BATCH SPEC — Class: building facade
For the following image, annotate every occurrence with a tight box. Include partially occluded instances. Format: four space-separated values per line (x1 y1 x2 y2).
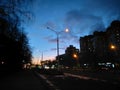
58 45 79 68
79 20 120 68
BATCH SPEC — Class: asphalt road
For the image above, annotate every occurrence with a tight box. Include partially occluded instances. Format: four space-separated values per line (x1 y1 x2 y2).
46 74 120 90
0 69 120 90
0 69 50 90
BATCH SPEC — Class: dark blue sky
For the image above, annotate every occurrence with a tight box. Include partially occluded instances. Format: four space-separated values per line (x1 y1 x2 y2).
24 0 120 64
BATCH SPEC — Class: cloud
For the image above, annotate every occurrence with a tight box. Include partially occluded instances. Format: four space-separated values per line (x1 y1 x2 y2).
48 38 57 43
84 0 120 26
43 10 105 46
43 35 57 43
64 9 105 35
50 48 57 51
50 47 66 52
41 0 120 48
64 0 120 35
62 0 120 45
44 21 56 29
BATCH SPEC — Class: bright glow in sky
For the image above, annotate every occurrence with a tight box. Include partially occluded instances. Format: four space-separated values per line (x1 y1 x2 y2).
24 0 120 63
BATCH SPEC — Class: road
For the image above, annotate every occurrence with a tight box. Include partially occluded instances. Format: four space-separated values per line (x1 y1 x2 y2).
45 74 120 90
36 69 120 90
0 69 51 90
0 69 120 90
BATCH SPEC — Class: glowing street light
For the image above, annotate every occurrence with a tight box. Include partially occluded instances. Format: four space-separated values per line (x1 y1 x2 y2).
73 53 80 68
46 27 69 69
110 44 118 57
65 28 69 33
110 45 116 50
73 54 77 59
1 61 4 64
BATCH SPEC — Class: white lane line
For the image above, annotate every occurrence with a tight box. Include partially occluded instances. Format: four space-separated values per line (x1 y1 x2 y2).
39 74 55 87
35 71 60 90
64 73 91 80
64 73 107 82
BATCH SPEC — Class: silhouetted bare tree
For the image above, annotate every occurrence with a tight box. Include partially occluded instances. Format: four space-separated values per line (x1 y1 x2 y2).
0 0 33 70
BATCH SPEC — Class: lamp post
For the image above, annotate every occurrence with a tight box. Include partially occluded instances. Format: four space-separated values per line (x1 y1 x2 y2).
46 27 60 69
46 27 69 69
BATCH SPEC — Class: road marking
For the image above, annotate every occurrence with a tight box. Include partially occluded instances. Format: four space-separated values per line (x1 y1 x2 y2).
35 71 60 90
64 73 120 85
64 73 107 82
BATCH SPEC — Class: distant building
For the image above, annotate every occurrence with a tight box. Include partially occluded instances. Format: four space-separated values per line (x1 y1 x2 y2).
58 45 79 68
79 20 120 67
65 45 79 56
92 31 107 62
80 35 94 53
106 20 120 62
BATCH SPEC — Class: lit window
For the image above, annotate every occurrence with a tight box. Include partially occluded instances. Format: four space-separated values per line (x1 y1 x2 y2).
116 33 119 36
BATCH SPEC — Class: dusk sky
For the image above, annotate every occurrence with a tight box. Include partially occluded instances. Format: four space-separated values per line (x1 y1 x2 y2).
24 0 120 64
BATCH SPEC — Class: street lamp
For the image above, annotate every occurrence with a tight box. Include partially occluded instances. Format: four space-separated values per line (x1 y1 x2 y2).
110 44 118 58
73 53 80 68
46 27 69 69
110 45 116 50
73 54 77 59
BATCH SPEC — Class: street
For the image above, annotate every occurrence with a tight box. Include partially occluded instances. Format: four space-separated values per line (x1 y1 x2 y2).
0 69 120 90
0 69 51 90
45 74 120 90
36 69 120 90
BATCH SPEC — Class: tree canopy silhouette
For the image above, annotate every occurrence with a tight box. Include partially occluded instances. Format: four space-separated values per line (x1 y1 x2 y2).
0 0 33 70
